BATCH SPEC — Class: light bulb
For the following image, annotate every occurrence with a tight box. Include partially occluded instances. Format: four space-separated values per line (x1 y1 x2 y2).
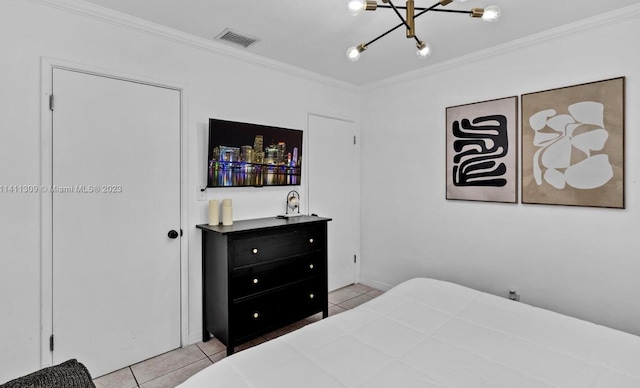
482 5 501 22
416 41 432 59
346 46 362 62
346 44 366 62
347 0 365 16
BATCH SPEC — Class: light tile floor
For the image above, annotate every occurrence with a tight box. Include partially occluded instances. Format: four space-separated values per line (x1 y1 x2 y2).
93 283 383 388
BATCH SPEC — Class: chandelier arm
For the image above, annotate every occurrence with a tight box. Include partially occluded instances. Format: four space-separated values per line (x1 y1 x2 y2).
357 0 456 53
413 1 445 19
429 9 473 14
364 20 406 47
378 5 469 13
363 22 422 47
348 1 499 61
385 0 412 32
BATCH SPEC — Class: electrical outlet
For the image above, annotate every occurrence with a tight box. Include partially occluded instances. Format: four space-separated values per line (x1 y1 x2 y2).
196 186 207 201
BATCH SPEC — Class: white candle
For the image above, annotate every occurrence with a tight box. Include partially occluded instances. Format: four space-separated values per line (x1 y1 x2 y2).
222 198 233 226
208 200 219 226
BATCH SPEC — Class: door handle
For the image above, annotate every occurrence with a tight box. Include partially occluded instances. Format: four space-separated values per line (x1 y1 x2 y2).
168 230 179 239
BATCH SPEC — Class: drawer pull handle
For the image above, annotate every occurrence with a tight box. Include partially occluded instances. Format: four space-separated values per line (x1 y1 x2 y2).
252 248 258 254
309 264 314 269
253 278 259 284
309 293 314 299
253 312 259 319
309 238 314 243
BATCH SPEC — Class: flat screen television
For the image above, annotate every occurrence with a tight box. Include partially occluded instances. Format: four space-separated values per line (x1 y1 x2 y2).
207 118 303 187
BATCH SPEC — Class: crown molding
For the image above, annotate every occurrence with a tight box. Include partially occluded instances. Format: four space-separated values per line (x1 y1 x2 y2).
363 3 640 92
29 0 360 93
27 0 640 93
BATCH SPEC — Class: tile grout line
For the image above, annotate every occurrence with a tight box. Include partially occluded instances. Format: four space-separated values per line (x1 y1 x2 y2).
332 292 367 306
133 345 211 387
129 366 140 388
207 351 224 363
137 357 214 387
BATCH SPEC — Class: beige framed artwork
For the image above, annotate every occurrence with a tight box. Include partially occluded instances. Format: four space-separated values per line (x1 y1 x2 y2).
446 96 518 203
521 77 625 208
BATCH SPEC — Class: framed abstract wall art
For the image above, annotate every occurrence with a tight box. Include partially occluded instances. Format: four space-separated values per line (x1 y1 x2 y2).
446 96 518 203
521 77 625 208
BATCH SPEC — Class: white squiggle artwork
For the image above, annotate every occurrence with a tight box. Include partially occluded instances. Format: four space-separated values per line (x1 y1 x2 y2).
529 101 613 190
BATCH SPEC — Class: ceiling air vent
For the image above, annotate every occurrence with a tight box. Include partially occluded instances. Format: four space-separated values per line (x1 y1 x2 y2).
215 28 259 49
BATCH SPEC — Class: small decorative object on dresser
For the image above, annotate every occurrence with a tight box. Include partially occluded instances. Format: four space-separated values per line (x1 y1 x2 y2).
282 190 301 218
208 199 219 226
221 198 233 225
197 215 331 355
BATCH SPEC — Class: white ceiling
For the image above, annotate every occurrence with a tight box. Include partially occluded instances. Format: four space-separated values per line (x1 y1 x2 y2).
80 0 638 86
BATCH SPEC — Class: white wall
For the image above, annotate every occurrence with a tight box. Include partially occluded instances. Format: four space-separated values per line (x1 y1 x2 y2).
360 8 640 336
3 0 640 382
0 0 359 382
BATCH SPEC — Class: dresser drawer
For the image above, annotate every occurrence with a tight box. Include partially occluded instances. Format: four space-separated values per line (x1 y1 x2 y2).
231 279 325 341
232 225 325 268
231 253 324 300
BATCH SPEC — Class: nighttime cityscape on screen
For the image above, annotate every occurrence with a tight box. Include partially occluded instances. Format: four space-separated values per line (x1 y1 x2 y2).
207 119 302 187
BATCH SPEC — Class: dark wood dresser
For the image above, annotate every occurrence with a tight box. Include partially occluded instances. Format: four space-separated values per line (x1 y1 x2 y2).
197 215 331 355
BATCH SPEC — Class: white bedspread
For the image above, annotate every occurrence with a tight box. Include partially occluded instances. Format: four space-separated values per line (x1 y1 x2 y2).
179 278 640 387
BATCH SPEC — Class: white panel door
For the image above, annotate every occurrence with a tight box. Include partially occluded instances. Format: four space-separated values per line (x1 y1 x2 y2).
51 68 181 377
307 114 357 291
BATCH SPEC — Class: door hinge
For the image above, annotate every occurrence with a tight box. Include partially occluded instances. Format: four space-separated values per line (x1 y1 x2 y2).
49 334 54 351
353 135 356 145
180 229 183 236
354 254 357 263
49 94 54 111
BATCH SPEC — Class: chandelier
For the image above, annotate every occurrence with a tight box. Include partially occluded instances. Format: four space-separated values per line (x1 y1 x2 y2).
346 0 501 61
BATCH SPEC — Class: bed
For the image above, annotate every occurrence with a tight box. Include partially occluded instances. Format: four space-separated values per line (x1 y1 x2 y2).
178 278 640 387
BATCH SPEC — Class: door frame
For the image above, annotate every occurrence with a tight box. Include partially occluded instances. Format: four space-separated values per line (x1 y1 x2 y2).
39 57 189 368
305 112 361 287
